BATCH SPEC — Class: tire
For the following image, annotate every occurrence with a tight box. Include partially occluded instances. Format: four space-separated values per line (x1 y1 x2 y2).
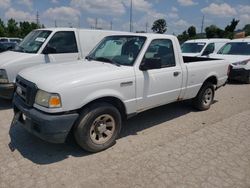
193 82 215 111
74 102 122 153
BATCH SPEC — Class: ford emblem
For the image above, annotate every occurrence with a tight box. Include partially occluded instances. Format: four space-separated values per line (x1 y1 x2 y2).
16 86 22 95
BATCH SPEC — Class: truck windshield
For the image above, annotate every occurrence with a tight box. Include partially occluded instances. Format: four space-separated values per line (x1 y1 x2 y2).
181 42 206 53
87 35 146 66
12 30 52 53
217 42 250 55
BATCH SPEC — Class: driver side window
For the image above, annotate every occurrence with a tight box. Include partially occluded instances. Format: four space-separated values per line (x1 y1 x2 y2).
143 39 176 68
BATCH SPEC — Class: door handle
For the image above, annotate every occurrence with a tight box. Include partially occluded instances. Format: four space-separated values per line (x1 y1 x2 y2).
173 71 181 77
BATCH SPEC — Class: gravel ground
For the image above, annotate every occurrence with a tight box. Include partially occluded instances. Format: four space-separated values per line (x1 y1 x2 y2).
0 83 250 188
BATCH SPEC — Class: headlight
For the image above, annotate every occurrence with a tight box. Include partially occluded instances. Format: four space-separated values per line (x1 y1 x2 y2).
0 69 8 83
232 59 250 66
35 90 62 108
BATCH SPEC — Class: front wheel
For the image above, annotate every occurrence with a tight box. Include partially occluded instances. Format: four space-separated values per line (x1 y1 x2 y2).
74 103 122 153
193 82 215 111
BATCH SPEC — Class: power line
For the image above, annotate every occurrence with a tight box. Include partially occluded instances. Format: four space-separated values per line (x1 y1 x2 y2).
129 0 133 32
201 15 204 33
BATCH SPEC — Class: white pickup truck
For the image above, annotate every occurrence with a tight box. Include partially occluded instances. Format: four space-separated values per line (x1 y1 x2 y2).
12 33 229 152
0 28 125 99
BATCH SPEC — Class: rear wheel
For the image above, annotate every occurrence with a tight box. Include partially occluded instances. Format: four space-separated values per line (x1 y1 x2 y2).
193 82 215 111
74 103 122 153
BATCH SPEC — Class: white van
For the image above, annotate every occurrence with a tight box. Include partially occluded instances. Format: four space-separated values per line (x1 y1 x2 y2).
0 28 128 99
181 39 230 57
0 37 22 43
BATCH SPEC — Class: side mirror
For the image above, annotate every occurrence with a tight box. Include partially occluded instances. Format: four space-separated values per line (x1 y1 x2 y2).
202 50 212 56
202 46 214 56
140 58 162 71
43 46 57 54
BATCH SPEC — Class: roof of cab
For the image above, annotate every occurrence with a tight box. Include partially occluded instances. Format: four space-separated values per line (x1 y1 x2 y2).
35 27 177 39
230 38 250 42
184 38 230 43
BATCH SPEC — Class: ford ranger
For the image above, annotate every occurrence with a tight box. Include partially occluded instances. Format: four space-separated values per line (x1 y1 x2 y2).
12 33 229 152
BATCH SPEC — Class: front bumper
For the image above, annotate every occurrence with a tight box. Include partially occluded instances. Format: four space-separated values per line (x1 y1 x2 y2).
0 83 15 99
13 95 79 143
229 68 250 83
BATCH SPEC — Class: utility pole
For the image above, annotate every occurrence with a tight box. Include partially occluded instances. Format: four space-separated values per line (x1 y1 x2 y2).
201 15 204 33
36 11 40 27
129 0 133 32
110 20 113 30
145 22 148 33
95 18 98 29
54 20 57 27
78 16 81 28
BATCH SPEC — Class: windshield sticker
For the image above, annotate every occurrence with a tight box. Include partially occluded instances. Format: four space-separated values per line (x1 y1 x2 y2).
35 37 46 42
198 43 205 45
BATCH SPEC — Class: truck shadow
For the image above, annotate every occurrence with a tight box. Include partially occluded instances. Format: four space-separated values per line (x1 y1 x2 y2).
227 80 247 85
8 101 195 165
0 99 12 110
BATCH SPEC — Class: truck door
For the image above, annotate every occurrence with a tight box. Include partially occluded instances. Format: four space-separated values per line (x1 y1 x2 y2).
42 31 80 63
135 39 183 111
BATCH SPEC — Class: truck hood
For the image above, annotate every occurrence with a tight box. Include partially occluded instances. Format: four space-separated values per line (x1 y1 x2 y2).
0 51 37 68
19 60 134 92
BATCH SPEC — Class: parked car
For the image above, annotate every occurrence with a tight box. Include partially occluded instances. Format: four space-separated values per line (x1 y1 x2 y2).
210 38 250 83
0 42 17 53
0 28 128 99
181 39 230 57
12 33 229 152
0 37 22 43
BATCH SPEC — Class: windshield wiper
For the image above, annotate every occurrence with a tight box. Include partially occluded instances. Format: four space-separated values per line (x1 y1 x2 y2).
12 46 26 53
85 55 94 61
94 57 121 67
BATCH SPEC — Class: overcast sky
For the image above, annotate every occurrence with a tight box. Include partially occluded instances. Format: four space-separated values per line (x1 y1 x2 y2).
0 0 249 34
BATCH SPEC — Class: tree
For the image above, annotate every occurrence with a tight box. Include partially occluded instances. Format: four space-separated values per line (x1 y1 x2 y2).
177 30 189 43
243 24 250 36
205 25 224 38
187 26 196 38
225 18 239 33
151 19 167 34
6 18 19 37
205 25 218 38
224 18 240 38
0 18 5 37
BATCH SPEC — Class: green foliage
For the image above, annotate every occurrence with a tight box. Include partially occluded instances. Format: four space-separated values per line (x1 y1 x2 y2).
177 31 189 44
0 18 5 37
205 25 221 38
224 18 240 39
243 24 250 36
6 18 19 37
0 18 41 38
205 18 239 39
187 26 196 38
151 19 167 34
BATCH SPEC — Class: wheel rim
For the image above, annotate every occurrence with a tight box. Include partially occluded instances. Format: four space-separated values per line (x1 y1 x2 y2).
90 114 116 145
202 88 213 106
